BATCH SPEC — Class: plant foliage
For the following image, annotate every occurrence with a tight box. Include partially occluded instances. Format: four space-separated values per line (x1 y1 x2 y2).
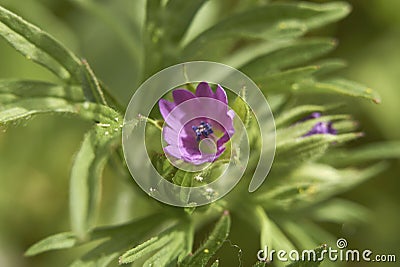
0 1 398 266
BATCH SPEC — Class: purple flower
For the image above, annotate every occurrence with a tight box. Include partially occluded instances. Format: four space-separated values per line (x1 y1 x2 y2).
159 82 235 165
303 112 337 136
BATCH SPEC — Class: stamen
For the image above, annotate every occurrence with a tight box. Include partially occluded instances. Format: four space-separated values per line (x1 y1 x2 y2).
192 121 213 141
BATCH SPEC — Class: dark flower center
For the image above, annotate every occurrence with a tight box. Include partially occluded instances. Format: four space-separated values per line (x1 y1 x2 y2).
192 121 213 141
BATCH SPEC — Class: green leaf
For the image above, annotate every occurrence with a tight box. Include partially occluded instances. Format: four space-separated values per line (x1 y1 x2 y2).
0 5 82 83
119 237 173 264
279 221 319 250
310 198 370 224
256 66 319 93
166 0 207 43
0 6 120 109
81 59 108 106
172 169 195 204
298 78 381 103
0 97 77 124
301 221 337 249
0 79 84 104
255 206 295 252
274 104 341 128
276 132 362 165
69 125 121 239
276 114 350 140
313 59 347 77
25 232 77 256
69 214 166 267
323 141 400 166
0 81 118 125
211 260 220 267
142 232 186 267
253 261 267 267
183 2 350 58
71 0 141 62
172 169 194 188
241 38 337 77
181 211 231 267
257 162 388 210
143 0 206 76
330 119 359 134
118 223 189 265
0 80 84 124
285 245 327 267
231 88 251 128
152 153 177 182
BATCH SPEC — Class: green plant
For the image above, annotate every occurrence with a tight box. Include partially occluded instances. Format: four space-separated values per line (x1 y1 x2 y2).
0 1 399 266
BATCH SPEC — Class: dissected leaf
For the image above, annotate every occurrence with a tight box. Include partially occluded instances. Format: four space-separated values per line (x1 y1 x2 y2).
241 38 337 77
0 79 84 104
0 97 77 124
71 0 141 61
253 261 267 267
70 124 121 239
285 245 327 267
274 104 341 128
26 214 164 258
166 0 207 43
323 141 400 166
142 231 185 266
0 5 120 109
143 0 206 76
313 59 347 77
211 259 220 267
275 131 362 165
0 5 82 83
184 2 350 58
172 169 195 204
231 88 251 128
256 66 319 93
255 206 295 252
0 83 121 124
276 114 350 140
257 162 388 210
81 59 108 106
25 232 77 256
181 211 231 267
118 223 189 266
70 214 166 267
298 78 381 103
0 79 116 125
279 221 318 251
310 198 370 224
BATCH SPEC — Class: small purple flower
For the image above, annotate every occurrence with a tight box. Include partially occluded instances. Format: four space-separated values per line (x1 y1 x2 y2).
159 82 235 165
303 112 337 136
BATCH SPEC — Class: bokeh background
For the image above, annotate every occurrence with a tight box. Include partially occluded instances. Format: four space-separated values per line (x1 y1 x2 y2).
0 0 398 266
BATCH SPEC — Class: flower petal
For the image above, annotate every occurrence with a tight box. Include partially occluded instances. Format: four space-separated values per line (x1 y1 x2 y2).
162 126 179 145
214 84 228 104
217 133 231 148
195 82 214 97
172 89 196 105
159 99 175 120
163 145 182 159
227 109 235 120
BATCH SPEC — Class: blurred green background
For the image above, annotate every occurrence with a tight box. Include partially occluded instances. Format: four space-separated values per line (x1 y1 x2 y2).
0 0 398 266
